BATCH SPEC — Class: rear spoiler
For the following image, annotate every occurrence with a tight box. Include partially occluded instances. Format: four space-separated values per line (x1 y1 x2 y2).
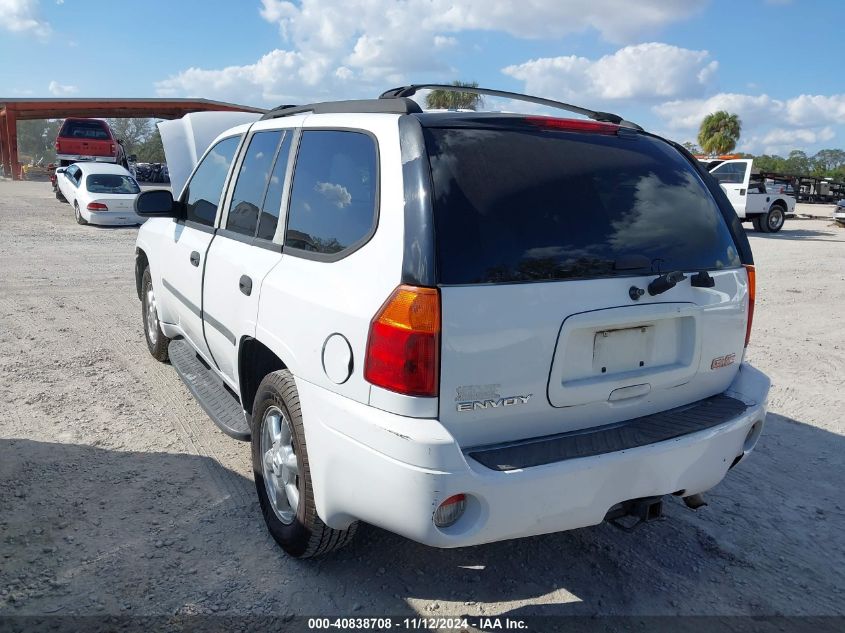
158 111 262 198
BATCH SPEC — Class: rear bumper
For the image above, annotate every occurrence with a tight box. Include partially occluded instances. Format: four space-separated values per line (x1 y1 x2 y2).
83 209 144 226
56 154 117 163
299 363 769 548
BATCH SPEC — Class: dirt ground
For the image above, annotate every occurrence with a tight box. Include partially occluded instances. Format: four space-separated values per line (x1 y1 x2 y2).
1 179 843 620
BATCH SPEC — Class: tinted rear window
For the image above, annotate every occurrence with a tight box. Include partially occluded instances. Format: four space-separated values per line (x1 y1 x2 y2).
424 126 741 285
86 174 140 194
61 120 110 141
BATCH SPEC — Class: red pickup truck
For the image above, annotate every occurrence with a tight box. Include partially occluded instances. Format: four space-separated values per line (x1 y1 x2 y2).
55 118 126 167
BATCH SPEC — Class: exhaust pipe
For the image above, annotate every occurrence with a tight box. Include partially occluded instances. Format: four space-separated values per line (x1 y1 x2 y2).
605 496 663 532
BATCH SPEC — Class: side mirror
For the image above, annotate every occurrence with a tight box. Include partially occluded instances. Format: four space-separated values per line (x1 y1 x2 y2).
56 167 66 174
135 189 182 218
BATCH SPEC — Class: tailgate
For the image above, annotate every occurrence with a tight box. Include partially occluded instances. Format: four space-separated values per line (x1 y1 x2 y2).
421 121 751 448
59 138 112 157
439 272 747 447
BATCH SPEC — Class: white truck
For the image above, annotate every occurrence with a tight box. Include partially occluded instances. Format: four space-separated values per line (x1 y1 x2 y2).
133 85 770 558
707 158 795 232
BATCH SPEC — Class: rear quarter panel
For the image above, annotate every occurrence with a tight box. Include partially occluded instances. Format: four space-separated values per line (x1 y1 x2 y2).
255 114 407 407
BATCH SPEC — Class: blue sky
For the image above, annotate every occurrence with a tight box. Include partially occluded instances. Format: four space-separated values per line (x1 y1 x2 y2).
1 0 842 155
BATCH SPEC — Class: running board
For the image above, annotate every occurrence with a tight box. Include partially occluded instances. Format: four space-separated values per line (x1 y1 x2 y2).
169 339 251 441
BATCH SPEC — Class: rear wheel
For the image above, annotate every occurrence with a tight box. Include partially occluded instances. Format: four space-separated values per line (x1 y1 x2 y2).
141 267 170 361
763 204 786 232
73 201 87 225
252 370 357 558
751 216 764 232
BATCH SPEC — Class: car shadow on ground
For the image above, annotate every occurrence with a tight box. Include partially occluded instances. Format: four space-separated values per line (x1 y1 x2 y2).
747 226 845 242
2 412 843 618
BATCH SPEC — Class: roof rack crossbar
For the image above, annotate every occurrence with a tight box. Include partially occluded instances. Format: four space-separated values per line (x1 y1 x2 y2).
379 84 637 127
261 97 422 120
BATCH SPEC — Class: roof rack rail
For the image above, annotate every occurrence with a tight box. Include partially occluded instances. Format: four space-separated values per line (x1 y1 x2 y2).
379 84 641 129
261 97 422 120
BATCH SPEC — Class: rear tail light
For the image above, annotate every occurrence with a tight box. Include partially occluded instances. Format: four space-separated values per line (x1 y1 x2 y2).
433 494 466 528
364 285 440 397
525 116 620 135
110 143 115 154
744 265 755 347
87 202 108 211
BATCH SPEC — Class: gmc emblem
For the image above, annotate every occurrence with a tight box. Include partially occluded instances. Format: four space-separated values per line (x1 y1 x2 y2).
711 353 736 370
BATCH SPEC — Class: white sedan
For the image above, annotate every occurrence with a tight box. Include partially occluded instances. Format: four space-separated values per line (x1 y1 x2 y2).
56 162 145 226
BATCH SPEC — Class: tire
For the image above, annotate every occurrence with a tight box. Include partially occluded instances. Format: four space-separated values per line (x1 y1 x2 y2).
73 201 87 225
56 190 67 203
252 370 357 558
763 204 786 233
751 216 764 232
141 267 170 362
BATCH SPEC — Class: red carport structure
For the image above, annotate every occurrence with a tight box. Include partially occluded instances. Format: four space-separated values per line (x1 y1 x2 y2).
0 98 266 180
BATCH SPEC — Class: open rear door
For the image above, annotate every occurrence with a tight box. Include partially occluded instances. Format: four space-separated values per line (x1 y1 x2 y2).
709 159 752 218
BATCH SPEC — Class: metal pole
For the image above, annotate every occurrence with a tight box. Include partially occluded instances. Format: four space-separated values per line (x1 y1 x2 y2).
5 108 21 180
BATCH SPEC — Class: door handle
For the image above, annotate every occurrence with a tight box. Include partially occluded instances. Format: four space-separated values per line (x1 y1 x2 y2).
189 251 200 267
239 275 253 296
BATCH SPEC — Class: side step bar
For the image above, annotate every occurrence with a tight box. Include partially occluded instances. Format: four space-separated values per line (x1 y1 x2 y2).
169 339 251 441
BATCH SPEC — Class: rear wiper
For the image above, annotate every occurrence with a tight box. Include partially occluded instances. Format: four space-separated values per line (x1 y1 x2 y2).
648 270 687 296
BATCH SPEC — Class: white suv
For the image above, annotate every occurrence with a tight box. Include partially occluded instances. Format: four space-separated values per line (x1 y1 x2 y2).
134 85 770 558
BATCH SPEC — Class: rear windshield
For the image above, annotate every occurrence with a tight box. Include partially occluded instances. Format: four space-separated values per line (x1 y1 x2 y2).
61 120 110 141
424 126 741 285
86 174 140 194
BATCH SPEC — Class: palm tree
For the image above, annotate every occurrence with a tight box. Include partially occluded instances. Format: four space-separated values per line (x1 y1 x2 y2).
697 111 742 155
425 81 483 111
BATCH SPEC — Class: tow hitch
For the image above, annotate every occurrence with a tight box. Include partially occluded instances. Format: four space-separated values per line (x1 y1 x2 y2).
605 496 664 532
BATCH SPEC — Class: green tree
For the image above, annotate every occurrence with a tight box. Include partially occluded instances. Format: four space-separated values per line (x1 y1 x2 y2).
784 150 810 175
105 118 155 156
425 80 483 110
811 149 845 175
697 111 742 155
16 119 61 163
135 127 165 163
682 141 701 154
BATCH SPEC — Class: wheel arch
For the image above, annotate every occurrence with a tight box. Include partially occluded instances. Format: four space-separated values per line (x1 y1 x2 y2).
135 247 149 301
238 337 288 417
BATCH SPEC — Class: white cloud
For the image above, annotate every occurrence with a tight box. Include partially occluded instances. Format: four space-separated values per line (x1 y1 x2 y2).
653 92 845 131
156 0 700 105
746 127 836 155
784 95 845 126
156 49 307 104
652 92 845 153
503 43 718 103
0 0 51 38
48 80 78 95
653 93 780 131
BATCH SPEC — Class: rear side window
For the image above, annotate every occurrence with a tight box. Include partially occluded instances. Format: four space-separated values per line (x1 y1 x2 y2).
285 130 377 257
61 120 110 140
183 135 241 226
257 132 293 241
227 131 283 236
424 126 741 285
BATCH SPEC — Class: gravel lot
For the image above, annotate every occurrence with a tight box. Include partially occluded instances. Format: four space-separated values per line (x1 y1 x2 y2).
1 178 843 620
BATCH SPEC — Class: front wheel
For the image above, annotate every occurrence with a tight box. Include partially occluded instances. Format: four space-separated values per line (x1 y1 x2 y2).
141 267 170 361
56 190 67 203
251 370 357 558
